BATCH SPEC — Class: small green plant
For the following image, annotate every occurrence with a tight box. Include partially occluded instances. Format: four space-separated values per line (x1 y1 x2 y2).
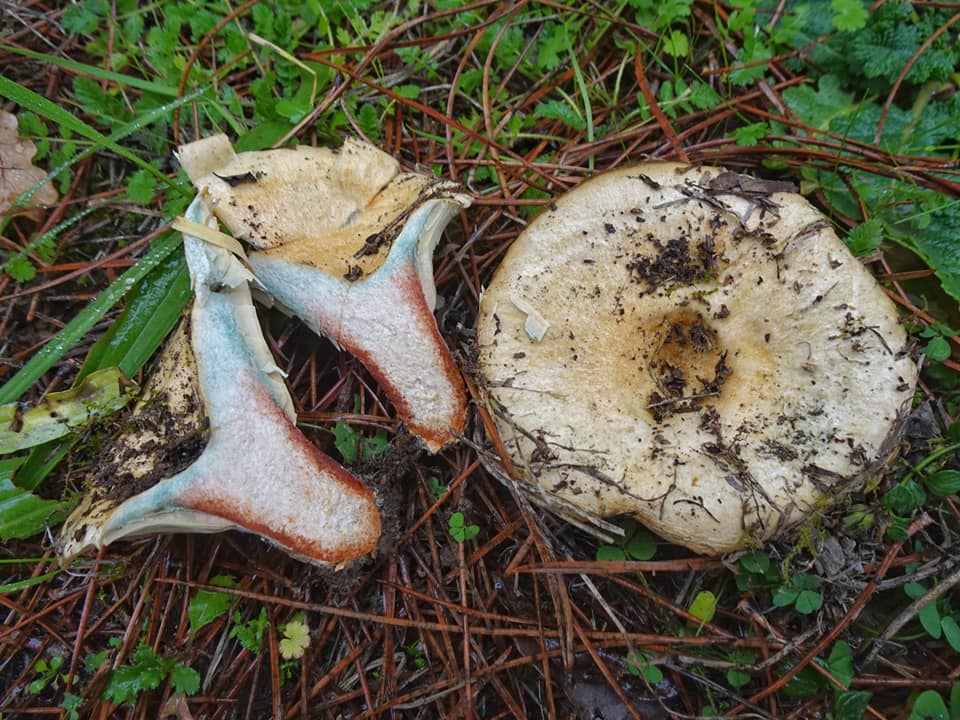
908 688 951 720
726 649 756 689
596 518 656 562
189 578 271 653
188 574 236 635
780 640 853 700
904 580 960 652
405 642 426 669
279 659 300 684
924 467 960 497
882 479 927 540
60 691 82 720
626 649 663 684
919 323 957 363
687 590 718 630
331 421 390 465
772 573 823 615
825 640 854 687
781 661 824 699
102 643 199 705
661 29 688 58
279 614 310 660
845 218 884 256
230 608 269 653
841 503 875 535
448 512 479 543
834 690 873 720
732 121 769 147
735 550 782 591
427 475 448 500
28 654 64 694
829 0 868 31
84 648 107 673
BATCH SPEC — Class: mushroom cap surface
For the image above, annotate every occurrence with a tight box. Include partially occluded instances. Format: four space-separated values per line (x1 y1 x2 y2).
476 162 917 555
182 136 453 278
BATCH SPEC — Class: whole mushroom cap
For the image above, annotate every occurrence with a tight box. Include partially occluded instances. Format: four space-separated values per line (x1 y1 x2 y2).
476 162 917 555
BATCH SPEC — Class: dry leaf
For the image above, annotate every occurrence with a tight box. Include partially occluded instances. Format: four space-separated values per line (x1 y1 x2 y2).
0 110 57 216
159 693 196 720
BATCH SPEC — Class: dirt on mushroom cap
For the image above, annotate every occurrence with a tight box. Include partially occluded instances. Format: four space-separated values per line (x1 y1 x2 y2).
476 162 918 556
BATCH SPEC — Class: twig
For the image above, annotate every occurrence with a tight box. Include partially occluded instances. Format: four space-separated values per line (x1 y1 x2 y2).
736 513 934 708
861 559 960 666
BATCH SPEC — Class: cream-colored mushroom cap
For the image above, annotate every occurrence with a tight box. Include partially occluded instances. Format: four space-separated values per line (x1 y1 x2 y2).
178 136 460 278
477 163 917 555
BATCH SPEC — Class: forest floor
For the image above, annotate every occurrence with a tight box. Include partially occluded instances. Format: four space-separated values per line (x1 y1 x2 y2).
2 1 960 718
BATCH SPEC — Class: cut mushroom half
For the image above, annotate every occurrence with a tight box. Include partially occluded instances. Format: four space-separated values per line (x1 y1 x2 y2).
58 196 381 566
177 136 471 452
477 163 918 555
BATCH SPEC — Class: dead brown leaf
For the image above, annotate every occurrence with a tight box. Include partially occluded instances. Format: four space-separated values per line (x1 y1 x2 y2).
0 109 57 216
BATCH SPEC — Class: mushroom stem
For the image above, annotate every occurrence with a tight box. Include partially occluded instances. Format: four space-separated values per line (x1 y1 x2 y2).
248 197 467 453
59 197 381 566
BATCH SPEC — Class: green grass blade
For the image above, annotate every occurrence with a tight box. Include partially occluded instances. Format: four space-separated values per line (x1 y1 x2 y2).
0 456 26 478
78 249 191 380
0 557 57 564
0 368 128 453
0 477 68 540
0 448 68 544
8 234 192 495
0 232 182 405
0 77 206 203
569 48 594 169
14 439 74 492
0 45 180 97
0 569 63 594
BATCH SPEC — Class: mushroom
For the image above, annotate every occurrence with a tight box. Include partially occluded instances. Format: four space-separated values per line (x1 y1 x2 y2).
58 196 381 566
476 162 917 555
177 136 470 452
